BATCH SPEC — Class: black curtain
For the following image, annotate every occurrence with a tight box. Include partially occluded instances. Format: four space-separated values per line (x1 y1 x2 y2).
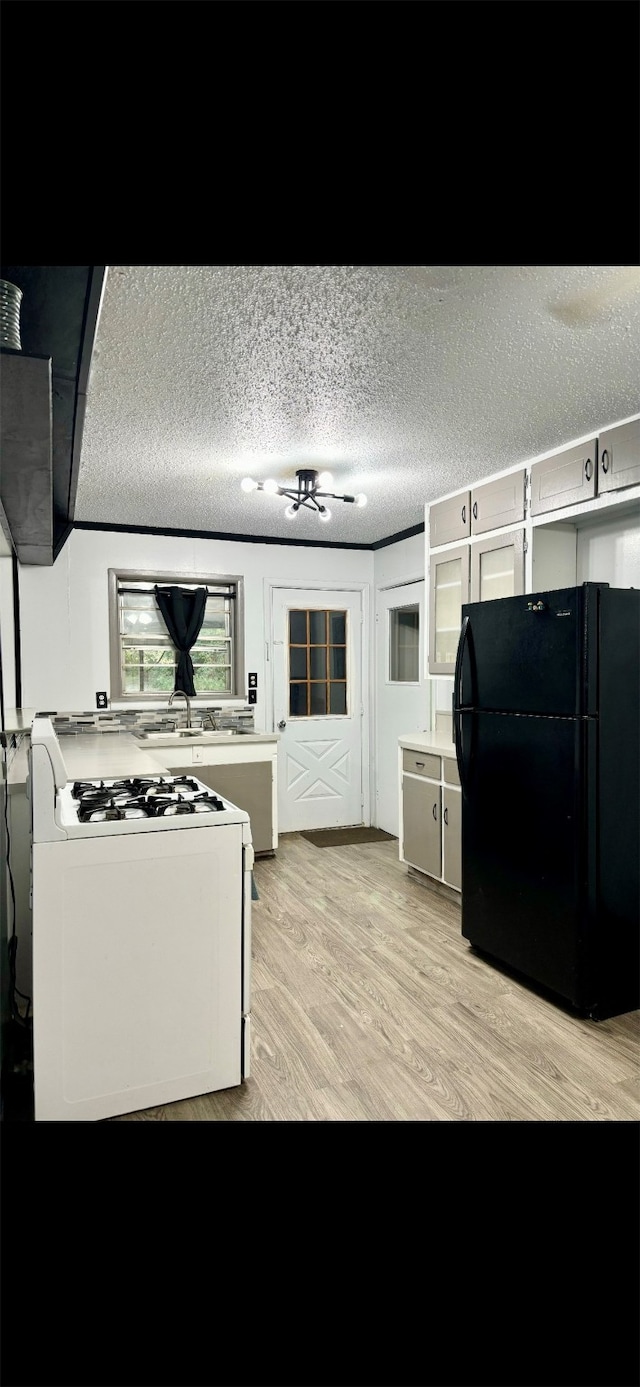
154 585 207 696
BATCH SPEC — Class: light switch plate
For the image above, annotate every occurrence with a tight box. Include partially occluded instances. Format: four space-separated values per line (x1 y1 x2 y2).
193 746 204 763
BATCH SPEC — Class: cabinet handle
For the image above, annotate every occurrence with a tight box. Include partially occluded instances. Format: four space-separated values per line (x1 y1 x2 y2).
601 448 609 474
472 501 478 520
432 802 438 820
444 807 449 825
415 760 425 768
585 457 593 482
461 504 466 524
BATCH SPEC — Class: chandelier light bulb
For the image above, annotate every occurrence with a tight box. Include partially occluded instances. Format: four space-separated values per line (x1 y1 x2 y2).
241 477 257 492
317 471 334 489
355 493 368 507
284 503 298 519
263 478 279 494
318 506 332 523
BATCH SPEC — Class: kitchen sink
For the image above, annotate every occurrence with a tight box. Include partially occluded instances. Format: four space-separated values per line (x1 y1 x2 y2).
133 728 249 740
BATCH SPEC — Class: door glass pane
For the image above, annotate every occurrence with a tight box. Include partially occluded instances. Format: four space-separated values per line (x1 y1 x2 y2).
329 612 345 644
434 556 463 666
310 647 326 679
290 682 307 716
479 545 515 601
288 608 348 717
329 682 346 714
310 683 327 715
289 648 308 679
309 611 326 644
389 604 419 681
289 611 307 644
329 647 346 679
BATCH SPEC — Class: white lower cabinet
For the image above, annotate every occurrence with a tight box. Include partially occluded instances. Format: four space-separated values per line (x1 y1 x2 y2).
399 742 461 892
149 743 278 855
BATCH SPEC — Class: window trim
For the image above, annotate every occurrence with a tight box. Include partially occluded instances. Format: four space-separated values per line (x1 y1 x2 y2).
108 568 245 701
387 601 420 685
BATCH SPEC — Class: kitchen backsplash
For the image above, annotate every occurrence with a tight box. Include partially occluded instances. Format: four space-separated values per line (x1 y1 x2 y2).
37 706 256 736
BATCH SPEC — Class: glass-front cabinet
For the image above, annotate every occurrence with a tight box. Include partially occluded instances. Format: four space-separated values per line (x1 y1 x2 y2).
428 544 469 674
428 529 525 675
470 528 525 603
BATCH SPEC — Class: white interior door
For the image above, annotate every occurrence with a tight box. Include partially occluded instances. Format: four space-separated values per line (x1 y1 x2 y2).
375 579 427 837
272 587 364 833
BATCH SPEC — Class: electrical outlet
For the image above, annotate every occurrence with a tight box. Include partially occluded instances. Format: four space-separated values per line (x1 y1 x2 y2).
96 691 108 709
248 672 258 688
193 746 204 763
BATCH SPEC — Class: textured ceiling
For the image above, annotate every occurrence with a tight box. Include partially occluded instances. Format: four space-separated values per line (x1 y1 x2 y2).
75 265 640 546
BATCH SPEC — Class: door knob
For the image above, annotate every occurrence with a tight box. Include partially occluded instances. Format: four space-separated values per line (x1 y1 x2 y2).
277 720 286 729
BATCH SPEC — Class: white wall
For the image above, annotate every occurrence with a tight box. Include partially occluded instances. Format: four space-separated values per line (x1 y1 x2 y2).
373 532 427 836
0 555 16 714
577 516 640 588
18 529 375 735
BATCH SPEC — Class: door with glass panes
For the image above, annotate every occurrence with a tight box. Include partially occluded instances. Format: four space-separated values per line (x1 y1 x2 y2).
272 588 363 832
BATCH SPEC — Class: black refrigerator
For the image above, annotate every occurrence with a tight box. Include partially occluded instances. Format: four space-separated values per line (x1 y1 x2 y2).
453 581 639 1020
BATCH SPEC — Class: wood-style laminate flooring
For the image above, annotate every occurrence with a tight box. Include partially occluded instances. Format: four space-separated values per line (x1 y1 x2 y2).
112 833 640 1122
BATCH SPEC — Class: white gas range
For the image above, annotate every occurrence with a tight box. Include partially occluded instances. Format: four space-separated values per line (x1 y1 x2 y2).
28 717 253 1122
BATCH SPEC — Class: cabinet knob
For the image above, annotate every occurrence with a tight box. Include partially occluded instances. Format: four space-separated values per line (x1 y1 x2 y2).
601 449 610 474
585 457 593 482
277 720 286 729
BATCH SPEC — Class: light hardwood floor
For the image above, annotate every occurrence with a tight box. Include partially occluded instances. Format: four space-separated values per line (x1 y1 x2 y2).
113 832 640 1122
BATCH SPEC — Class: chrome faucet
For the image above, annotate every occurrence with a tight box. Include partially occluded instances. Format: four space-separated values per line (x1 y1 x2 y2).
168 689 192 727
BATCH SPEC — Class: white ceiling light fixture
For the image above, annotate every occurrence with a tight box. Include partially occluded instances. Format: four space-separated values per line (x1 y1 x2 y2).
240 468 367 522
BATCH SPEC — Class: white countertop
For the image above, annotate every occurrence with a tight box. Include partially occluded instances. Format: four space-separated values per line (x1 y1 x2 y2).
398 730 457 758
7 729 279 786
8 733 171 787
2 707 38 732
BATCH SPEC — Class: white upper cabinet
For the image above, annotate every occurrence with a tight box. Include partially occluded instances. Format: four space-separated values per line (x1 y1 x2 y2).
598 419 640 496
530 439 597 516
429 492 470 547
470 469 526 535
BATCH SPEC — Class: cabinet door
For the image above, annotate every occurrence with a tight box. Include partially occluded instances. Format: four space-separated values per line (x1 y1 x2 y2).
470 469 526 535
530 439 597 516
442 787 461 890
470 527 525 603
171 760 274 853
429 492 471 547
402 776 441 877
598 419 640 496
429 544 470 674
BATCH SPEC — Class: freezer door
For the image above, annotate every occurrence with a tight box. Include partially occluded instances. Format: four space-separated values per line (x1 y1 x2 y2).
461 710 591 1009
455 583 602 716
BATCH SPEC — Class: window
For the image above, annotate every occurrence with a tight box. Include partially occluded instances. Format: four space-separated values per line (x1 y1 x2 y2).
288 608 348 716
108 569 244 700
389 603 419 682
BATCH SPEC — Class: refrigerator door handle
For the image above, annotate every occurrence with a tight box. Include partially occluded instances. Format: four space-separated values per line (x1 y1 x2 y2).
454 615 473 795
454 615 471 711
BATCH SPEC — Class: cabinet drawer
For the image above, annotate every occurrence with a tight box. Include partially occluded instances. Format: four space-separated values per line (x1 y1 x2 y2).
443 758 460 786
402 749 440 778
